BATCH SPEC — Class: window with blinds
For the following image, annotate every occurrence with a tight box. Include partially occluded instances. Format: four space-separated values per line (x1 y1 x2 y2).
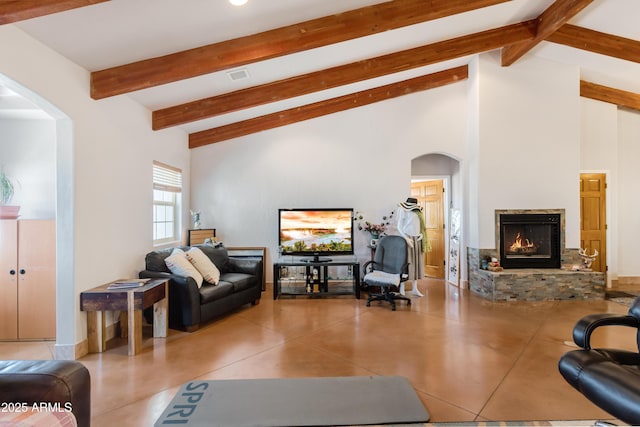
153 161 182 245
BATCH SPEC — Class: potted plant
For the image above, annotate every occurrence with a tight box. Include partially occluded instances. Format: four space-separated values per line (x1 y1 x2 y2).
0 170 20 219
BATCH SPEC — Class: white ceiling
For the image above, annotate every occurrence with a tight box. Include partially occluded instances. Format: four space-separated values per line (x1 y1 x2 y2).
4 0 640 130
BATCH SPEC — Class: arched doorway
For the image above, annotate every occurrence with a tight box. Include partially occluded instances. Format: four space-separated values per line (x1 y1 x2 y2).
0 74 74 352
410 153 462 285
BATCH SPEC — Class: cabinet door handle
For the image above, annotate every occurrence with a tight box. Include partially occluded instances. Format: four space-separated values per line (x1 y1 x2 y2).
19 269 26 275
9 269 16 275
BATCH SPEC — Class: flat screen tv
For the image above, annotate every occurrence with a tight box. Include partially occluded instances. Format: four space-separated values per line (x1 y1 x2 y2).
278 208 354 262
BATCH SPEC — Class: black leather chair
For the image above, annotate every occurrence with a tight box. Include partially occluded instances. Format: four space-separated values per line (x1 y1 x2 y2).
558 296 640 425
363 235 411 311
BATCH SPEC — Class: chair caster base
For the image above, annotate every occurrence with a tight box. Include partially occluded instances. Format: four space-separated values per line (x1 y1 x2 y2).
366 291 411 311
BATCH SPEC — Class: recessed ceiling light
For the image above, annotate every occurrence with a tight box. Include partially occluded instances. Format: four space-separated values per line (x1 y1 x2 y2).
229 0 248 6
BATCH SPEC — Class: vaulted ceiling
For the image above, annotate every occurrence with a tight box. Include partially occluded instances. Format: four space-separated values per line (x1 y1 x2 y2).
2 0 639 148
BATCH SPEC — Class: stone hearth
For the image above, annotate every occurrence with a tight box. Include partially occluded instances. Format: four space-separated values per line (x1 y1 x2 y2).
467 208 605 301
472 267 604 302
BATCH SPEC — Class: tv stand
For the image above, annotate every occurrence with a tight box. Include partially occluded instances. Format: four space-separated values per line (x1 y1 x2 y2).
302 256 332 263
273 258 360 300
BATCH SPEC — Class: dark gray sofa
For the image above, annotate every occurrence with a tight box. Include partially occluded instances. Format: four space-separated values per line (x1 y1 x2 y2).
139 244 262 331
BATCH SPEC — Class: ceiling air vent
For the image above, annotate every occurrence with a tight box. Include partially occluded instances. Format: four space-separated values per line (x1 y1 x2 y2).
226 68 249 81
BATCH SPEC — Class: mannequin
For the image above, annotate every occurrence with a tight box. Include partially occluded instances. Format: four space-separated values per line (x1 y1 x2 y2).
396 197 425 297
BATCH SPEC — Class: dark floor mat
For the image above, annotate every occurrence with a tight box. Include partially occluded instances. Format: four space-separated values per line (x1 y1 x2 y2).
606 290 638 298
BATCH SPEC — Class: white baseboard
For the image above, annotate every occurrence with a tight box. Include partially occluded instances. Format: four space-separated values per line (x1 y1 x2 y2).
54 340 87 360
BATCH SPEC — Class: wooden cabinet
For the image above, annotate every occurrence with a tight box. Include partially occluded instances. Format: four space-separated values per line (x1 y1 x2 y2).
0 220 56 340
0 221 18 339
187 229 216 245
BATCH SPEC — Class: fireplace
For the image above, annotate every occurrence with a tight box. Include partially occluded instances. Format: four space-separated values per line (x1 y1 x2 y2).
469 209 603 301
499 213 561 269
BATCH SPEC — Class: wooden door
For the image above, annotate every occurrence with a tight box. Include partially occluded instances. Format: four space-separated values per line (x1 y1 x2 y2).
411 180 445 278
17 220 56 339
580 173 606 274
0 220 18 339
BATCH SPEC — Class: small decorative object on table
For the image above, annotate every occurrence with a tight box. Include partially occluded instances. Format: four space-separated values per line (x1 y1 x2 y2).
487 257 503 272
578 248 598 271
0 170 20 219
354 210 395 245
107 278 150 289
190 210 201 229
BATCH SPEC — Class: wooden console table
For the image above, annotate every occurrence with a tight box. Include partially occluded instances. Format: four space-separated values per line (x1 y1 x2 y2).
80 279 168 356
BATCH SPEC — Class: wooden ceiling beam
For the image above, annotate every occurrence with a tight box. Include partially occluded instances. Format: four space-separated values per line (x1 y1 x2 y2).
547 24 640 64
0 0 109 25
154 21 535 130
501 0 593 66
580 80 640 111
188 65 468 148
90 0 510 99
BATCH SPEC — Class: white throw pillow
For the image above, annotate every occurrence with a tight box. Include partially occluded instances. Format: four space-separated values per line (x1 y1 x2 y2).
165 248 204 288
185 247 221 285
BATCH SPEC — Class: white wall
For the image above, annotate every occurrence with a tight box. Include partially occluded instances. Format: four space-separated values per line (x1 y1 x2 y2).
472 53 581 249
0 118 56 219
580 99 619 169
465 57 480 250
579 100 640 280
191 82 468 281
412 154 459 176
580 98 618 280
618 109 640 277
0 25 189 358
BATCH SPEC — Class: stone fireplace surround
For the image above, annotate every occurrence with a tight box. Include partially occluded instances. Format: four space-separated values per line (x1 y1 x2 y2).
467 209 605 301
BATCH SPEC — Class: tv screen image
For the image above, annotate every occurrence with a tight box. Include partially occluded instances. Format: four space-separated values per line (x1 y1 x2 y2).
279 209 354 258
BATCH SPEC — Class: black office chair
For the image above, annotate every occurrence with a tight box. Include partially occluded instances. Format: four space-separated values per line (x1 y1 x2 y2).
558 296 640 425
363 235 411 311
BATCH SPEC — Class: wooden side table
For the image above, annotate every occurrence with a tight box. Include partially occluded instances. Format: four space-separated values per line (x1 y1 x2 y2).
80 279 168 356
187 229 216 245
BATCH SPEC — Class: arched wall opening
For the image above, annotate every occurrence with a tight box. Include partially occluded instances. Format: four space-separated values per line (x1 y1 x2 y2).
410 152 465 286
0 73 74 355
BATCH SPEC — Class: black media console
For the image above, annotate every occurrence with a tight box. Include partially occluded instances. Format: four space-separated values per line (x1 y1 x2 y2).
273 258 360 300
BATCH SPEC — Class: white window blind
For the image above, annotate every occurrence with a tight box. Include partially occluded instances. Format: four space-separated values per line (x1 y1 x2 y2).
153 161 182 193
153 161 182 245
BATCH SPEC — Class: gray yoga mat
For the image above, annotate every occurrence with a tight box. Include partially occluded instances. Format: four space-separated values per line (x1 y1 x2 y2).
155 375 430 426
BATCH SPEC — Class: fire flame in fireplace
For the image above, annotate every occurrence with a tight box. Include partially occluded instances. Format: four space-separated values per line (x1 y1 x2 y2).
509 233 537 254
